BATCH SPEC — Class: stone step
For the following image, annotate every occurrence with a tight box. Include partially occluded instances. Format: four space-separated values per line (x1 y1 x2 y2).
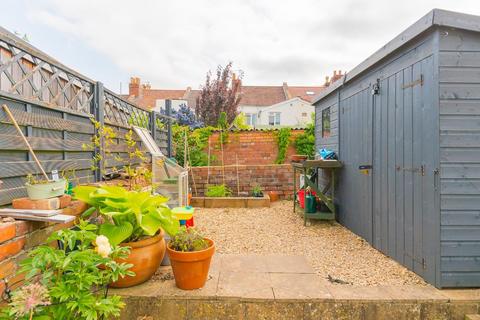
111 254 480 320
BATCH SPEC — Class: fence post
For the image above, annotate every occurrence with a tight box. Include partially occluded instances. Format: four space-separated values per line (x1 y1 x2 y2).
150 111 156 141
93 82 105 182
166 99 173 158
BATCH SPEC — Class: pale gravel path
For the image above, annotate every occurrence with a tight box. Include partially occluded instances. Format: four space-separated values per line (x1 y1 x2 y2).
194 201 426 286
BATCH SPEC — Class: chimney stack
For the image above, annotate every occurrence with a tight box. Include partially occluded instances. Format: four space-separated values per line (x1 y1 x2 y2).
129 77 142 98
282 82 291 100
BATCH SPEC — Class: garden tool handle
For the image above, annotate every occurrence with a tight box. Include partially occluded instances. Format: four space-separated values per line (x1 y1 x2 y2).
2 104 50 181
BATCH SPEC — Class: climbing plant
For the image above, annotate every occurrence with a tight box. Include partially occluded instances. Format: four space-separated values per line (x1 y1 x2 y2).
275 127 292 164
172 124 216 166
294 120 315 159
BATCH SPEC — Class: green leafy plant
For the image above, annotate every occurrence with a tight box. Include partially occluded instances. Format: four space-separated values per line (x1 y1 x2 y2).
73 185 179 245
25 174 49 185
231 112 252 130
172 124 216 167
169 227 209 252
251 184 263 197
205 184 232 197
127 112 150 129
275 127 292 164
0 220 132 320
294 117 315 159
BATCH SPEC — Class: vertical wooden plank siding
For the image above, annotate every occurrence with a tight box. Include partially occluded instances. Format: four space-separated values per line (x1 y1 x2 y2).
315 32 440 286
438 27 480 287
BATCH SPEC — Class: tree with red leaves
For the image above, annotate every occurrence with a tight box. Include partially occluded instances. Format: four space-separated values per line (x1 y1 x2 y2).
195 62 242 126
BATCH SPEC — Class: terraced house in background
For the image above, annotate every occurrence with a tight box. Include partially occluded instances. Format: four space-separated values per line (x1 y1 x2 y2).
122 72 344 128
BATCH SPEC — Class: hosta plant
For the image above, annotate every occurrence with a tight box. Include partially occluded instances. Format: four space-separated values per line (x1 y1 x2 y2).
0 220 132 320
73 185 179 246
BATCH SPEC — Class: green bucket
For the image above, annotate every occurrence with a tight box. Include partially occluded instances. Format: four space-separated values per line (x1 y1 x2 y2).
25 179 66 200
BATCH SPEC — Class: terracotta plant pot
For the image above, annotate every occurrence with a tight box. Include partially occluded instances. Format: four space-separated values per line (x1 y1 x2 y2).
167 238 215 290
110 230 166 288
291 154 308 163
268 191 279 202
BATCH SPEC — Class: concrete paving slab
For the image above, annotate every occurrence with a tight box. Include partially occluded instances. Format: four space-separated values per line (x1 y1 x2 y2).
441 289 480 301
383 285 449 302
264 255 315 274
217 271 274 299
270 273 332 300
220 254 268 273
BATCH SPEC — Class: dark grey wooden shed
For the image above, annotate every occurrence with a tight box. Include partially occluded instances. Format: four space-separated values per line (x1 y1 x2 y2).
314 9 480 288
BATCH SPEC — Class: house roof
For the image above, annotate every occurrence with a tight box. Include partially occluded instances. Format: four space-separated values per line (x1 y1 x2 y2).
288 86 325 102
313 9 480 104
125 80 325 109
239 86 287 106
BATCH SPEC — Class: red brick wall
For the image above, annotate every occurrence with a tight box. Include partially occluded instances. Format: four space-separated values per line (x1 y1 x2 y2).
206 130 304 166
0 201 86 294
190 164 294 199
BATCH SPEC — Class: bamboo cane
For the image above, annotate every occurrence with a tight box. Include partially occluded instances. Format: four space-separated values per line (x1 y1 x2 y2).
236 154 240 196
2 104 50 181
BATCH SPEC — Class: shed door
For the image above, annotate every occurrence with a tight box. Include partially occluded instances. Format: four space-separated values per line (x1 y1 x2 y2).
340 88 374 243
372 56 436 282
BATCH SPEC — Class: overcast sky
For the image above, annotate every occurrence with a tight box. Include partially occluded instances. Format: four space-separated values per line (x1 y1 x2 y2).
2 0 480 93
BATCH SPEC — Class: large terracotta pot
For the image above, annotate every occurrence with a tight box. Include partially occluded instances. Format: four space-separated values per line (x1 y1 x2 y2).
166 238 215 290
110 230 166 288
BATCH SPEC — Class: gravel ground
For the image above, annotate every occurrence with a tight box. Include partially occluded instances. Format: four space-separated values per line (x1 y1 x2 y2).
194 201 426 286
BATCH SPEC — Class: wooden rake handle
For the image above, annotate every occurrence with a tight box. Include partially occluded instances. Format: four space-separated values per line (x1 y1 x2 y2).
2 104 50 181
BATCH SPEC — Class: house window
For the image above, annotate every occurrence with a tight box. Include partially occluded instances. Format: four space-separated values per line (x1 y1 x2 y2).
322 108 331 138
245 113 257 126
302 112 307 117
268 112 281 126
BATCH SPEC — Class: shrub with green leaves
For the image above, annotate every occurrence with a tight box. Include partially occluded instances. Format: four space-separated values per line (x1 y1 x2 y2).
0 220 132 320
169 227 209 252
205 184 232 197
294 120 315 159
73 185 179 245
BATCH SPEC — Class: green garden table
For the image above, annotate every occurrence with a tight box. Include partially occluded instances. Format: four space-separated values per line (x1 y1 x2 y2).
292 159 343 226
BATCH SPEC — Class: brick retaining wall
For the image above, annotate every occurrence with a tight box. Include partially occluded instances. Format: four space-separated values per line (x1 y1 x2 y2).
206 130 304 166
0 201 86 294
190 164 294 199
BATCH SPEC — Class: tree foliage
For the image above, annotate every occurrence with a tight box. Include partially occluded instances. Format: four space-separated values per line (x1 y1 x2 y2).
195 62 242 126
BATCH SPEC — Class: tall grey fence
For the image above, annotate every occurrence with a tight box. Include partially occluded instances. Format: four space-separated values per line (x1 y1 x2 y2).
0 26 172 205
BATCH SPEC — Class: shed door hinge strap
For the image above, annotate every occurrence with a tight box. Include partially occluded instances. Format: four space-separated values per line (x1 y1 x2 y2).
402 74 424 89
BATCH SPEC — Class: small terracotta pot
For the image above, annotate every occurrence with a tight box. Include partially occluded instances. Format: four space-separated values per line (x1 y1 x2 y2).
268 191 279 202
110 229 166 288
291 154 308 163
167 238 215 290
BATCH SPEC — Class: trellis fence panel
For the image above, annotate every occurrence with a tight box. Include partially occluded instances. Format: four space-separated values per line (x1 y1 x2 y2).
0 26 172 205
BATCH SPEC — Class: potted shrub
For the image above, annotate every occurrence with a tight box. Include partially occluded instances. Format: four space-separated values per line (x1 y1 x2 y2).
251 184 264 197
0 220 132 320
73 185 179 287
25 174 66 200
167 227 215 290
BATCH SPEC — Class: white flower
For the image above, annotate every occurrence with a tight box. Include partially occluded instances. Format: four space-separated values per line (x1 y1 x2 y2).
94 235 112 258
95 235 110 247
96 244 112 258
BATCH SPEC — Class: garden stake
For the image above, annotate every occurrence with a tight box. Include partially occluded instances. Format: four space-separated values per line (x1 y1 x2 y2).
186 141 198 196
206 137 211 185
236 154 240 196
2 104 50 181
220 129 225 185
